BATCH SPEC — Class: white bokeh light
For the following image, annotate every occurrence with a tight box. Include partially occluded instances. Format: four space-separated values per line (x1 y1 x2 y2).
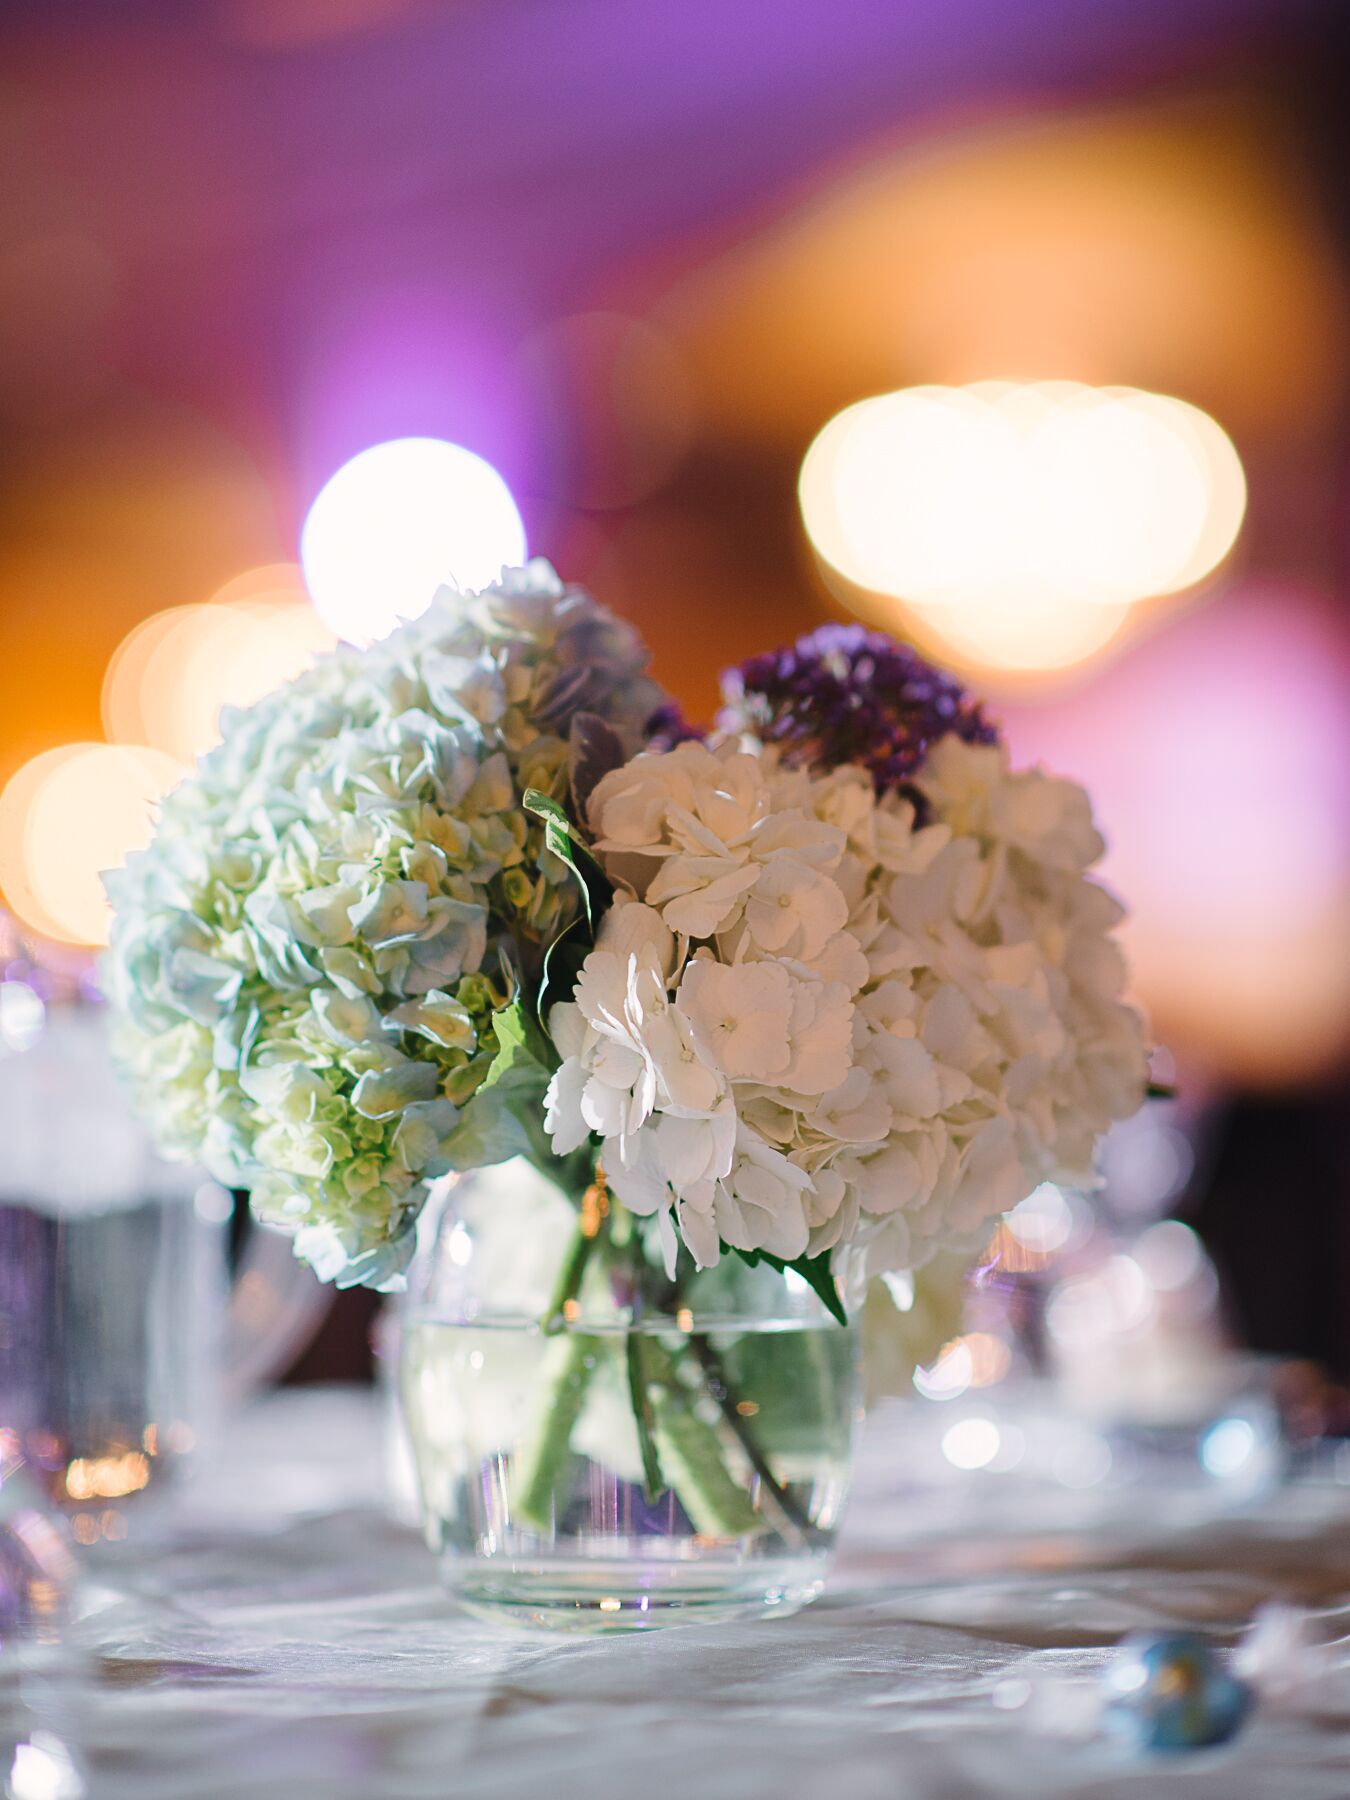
1005 1183 1074 1256
799 382 1246 677
941 1416 1001 1471
300 437 527 645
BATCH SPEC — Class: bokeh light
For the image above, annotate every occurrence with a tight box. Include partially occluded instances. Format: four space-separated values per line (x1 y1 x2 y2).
1132 1220 1205 1295
902 585 1132 676
0 744 184 945
208 561 314 613
102 564 337 764
299 437 526 645
914 1332 1012 1403
941 1416 1001 1470
1003 1184 1075 1257
0 979 45 1052
1001 584 1350 1083
799 382 1245 677
665 96 1348 448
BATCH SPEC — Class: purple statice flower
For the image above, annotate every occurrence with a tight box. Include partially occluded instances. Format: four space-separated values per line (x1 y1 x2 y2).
719 622 998 798
644 699 706 751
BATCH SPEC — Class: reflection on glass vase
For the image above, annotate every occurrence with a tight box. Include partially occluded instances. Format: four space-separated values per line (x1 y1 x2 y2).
401 1161 861 1632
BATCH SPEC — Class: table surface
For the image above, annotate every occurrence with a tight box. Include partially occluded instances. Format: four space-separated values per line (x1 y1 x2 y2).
9 1384 1350 1800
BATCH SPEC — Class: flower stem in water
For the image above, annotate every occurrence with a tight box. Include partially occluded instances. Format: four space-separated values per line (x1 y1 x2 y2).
513 1329 601 1532
686 1333 820 1547
514 1201 810 1545
625 1331 666 1504
647 1379 761 1538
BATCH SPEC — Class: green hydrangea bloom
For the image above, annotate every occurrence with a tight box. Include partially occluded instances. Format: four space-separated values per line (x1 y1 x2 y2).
103 561 664 1288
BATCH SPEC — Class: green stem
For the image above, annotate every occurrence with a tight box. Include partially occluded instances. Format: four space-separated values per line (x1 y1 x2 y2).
686 1334 818 1547
624 1332 665 1504
622 1220 814 1545
639 1238 817 1545
513 1209 605 1531
643 1349 760 1539
510 1200 812 1548
513 1329 600 1532
541 1216 600 1333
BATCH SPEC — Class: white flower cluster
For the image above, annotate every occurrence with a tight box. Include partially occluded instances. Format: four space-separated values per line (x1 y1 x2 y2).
104 562 665 1288
544 736 1147 1283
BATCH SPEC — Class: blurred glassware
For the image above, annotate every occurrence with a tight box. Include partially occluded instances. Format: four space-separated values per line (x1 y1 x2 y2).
0 923 330 1538
0 1474 86 1800
0 1448 75 1662
1 1405 86 1800
897 1097 1295 1500
965 1099 1222 1404
890 1357 1286 1510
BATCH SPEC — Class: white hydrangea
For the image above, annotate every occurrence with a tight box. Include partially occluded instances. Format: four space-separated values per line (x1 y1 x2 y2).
544 736 1147 1285
104 562 666 1288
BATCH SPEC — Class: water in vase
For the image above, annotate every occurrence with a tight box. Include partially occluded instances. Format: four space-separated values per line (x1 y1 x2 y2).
402 1314 859 1631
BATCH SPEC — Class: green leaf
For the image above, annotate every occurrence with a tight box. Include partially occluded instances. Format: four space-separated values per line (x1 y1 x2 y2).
442 798 614 1179
522 786 579 836
478 996 557 1094
436 1102 541 1171
536 911 592 1022
437 997 556 1171
523 788 612 932
729 1245 849 1327
1146 1080 1178 1100
793 1253 850 1328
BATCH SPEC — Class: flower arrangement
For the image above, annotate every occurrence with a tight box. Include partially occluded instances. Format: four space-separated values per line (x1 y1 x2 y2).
106 566 1147 1309
105 565 1148 1579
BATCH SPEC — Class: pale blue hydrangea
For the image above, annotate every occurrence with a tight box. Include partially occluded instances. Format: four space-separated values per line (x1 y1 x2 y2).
103 561 665 1288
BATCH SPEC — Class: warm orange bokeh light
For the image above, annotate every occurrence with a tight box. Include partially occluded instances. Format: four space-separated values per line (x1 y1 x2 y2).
0 743 185 945
102 565 336 764
663 96 1347 449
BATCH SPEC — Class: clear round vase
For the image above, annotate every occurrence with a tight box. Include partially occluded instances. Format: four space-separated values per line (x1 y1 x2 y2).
400 1159 861 1632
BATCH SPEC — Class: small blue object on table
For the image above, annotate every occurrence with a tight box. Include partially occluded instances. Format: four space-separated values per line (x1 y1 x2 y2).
1101 1632 1254 1752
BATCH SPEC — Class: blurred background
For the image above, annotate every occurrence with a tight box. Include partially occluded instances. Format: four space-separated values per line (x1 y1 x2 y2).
3 0 1350 1400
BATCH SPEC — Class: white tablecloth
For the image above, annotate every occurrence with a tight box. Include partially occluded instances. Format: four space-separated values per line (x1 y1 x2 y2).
11 1386 1350 1799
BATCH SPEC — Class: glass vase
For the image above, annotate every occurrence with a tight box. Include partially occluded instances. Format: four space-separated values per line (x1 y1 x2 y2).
401 1160 861 1632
